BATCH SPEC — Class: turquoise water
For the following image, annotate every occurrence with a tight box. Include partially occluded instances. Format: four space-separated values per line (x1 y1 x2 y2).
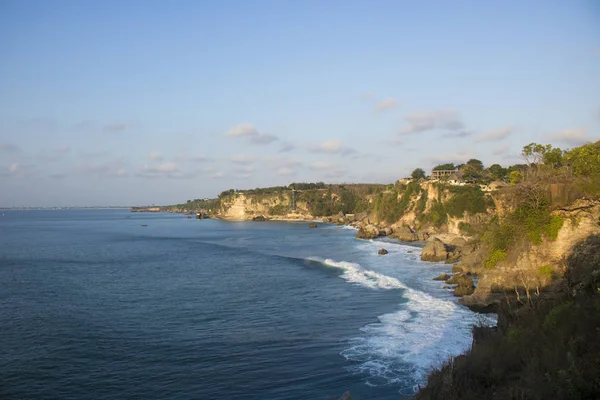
0 210 492 399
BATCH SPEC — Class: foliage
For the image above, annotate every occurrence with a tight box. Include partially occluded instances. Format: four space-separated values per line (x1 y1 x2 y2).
411 168 426 180
432 163 456 171
445 186 486 217
268 204 288 215
488 163 507 181
458 222 475 235
538 265 556 281
509 170 523 185
484 249 507 269
424 200 447 227
415 190 428 217
565 140 600 197
289 182 326 190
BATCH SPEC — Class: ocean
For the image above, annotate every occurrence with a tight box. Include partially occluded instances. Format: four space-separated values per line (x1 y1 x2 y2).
0 210 494 399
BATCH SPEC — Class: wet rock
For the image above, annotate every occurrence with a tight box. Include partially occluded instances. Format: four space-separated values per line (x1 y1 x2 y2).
356 224 379 239
252 215 267 221
309 222 318 228
433 273 450 281
378 248 388 255
421 238 450 262
391 225 418 242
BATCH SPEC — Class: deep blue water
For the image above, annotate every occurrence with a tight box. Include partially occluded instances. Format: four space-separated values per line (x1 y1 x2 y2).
0 210 493 399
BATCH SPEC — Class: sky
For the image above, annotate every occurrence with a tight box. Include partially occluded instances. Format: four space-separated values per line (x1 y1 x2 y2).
0 0 599 207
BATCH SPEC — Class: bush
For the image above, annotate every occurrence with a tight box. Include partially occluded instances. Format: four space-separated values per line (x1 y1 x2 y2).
484 249 507 269
445 186 486 217
268 204 288 215
538 265 556 281
458 222 475 235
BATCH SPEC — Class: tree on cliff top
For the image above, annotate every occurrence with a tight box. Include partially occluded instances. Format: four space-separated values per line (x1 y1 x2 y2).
411 168 426 180
432 163 456 171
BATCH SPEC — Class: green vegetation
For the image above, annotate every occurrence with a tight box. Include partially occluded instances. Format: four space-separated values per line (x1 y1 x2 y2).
268 204 288 215
458 222 475 235
445 186 486 217
411 168 426 180
483 249 507 269
417 236 600 400
432 163 456 171
538 265 556 281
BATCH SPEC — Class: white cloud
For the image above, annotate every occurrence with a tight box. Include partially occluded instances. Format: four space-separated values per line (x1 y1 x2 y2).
9 163 19 172
79 159 128 178
476 126 515 142
147 152 164 161
54 145 70 153
547 128 591 146
224 123 278 145
399 109 464 135
309 140 357 157
276 167 295 176
278 142 295 153
309 161 336 171
492 145 510 155
230 154 256 165
375 97 399 111
137 162 191 179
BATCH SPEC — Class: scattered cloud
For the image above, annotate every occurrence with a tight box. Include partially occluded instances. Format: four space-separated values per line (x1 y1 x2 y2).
103 123 127 133
375 97 399 111
276 167 295 176
137 162 192 179
547 128 591 146
231 165 255 180
230 154 256 165
2 162 36 178
190 154 209 162
492 145 510 155
54 145 70 153
399 109 464 135
278 142 295 153
308 140 357 157
9 163 19 173
476 126 515 142
147 152 164 161
79 159 127 178
442 130 473 139
48 173 67 179
309 161 337 171
0 143 21 153
384 137 404 146
224 123 278 145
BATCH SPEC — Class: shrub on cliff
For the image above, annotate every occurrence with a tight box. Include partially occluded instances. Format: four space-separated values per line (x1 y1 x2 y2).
417 236 600 400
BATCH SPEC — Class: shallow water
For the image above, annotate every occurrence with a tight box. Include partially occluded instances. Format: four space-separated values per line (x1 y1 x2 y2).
0 210 494 399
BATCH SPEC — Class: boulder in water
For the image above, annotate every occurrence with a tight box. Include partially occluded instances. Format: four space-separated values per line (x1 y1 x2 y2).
378 248 388 255
421 238 450 262
309 222 318 228
433 273 450 281
356 224 379 239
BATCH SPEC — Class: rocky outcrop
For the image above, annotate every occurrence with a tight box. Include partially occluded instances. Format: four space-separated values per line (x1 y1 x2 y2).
421 238 451 262
252 215 267 221
433 273 450 281
356 224 380 239
390 225 419 242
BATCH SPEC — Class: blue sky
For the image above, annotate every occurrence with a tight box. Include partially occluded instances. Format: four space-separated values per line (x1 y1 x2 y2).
1 0 599 206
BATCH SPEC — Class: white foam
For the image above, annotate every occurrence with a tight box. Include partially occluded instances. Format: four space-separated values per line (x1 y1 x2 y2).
310 254 497 394
308 257 407 290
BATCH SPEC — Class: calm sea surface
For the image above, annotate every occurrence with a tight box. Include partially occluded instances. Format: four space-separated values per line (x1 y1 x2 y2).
0 210 493 399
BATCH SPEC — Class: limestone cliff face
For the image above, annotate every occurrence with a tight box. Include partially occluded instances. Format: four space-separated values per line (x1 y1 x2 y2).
462 199 600 310
219 193 312 220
